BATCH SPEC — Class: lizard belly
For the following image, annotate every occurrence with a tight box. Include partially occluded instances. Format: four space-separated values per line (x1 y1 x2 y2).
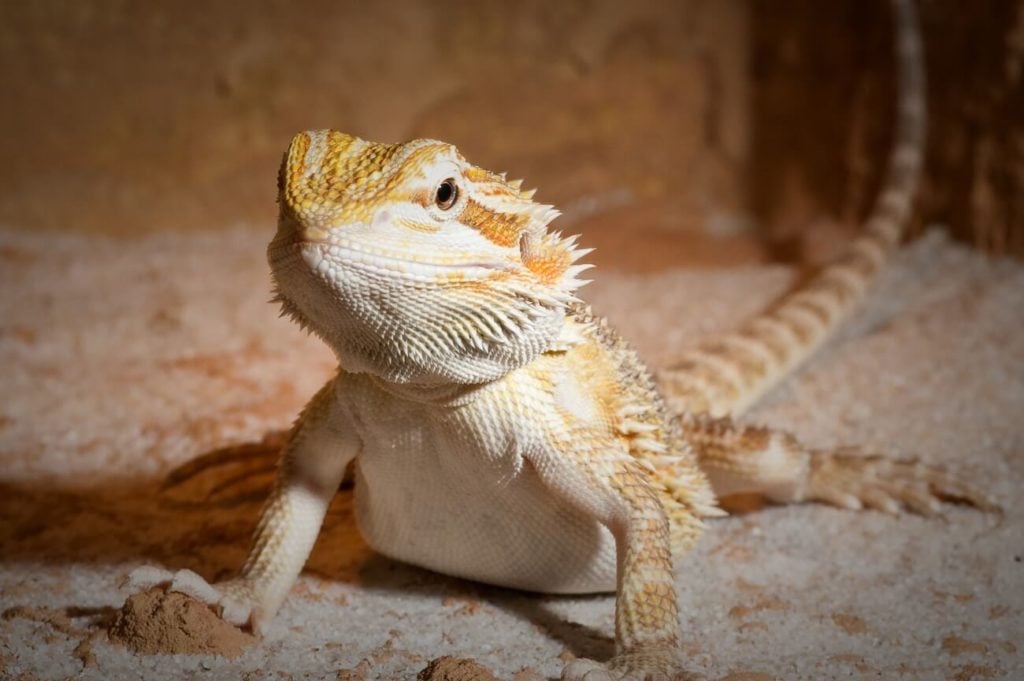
350 413 618 594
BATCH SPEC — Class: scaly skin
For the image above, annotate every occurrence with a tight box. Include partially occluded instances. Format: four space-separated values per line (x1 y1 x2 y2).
131 2 996 678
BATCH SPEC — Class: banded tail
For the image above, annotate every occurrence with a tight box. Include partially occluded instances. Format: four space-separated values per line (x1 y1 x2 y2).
658 0 927 419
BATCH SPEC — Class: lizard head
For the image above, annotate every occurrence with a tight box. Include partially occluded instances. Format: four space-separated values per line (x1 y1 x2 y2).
268 130 592 386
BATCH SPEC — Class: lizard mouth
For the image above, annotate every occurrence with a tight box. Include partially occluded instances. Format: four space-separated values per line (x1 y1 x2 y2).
297 239 511 281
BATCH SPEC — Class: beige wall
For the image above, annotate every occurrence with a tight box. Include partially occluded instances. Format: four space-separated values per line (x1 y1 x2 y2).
2 1 1020 258
0 0 750 241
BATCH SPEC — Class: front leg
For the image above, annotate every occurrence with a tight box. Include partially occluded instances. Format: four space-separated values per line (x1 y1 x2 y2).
529 446 691 680
132 378 359 633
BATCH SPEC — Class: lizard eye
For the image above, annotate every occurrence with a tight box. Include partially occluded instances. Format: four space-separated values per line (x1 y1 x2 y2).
435 178 458 211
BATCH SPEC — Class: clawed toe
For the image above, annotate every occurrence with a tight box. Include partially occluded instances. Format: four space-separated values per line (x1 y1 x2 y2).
562 659 672 681
123 567 262 633
125 566 221 605
561 649 700 681
807 452 1000 516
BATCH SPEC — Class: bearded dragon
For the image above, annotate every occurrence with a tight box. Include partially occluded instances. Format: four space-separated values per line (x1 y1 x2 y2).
131 1 995 678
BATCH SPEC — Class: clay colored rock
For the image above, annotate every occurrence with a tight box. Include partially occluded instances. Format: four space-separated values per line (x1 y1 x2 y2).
417 656 500 681
110 587 255 659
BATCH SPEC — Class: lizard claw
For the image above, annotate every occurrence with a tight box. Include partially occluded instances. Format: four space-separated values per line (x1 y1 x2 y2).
124 566 266 634
561 648 702 681
804 451 1000 516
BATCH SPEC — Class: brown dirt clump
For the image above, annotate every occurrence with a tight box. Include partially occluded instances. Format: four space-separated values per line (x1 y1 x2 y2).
417 656 499 681
109 587 254 658
831 612 867 635
337 660 372 680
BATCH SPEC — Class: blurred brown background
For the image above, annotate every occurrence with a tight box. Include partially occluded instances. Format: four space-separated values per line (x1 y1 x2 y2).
1 0 1021 268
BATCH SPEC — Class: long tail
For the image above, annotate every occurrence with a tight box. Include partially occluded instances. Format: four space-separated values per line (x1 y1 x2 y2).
658 0 927 419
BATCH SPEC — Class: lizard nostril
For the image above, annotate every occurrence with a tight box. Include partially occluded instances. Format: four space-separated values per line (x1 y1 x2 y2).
375 209 392 226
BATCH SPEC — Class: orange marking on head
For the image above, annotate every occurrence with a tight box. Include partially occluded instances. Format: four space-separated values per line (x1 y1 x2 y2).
465 166 502 184
460 198 531 247
280 131 445 233
287 132 310 183
396 217 440 233
524 242 572 285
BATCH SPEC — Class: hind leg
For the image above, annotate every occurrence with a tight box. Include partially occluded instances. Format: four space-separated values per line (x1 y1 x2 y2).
679 415 998 514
